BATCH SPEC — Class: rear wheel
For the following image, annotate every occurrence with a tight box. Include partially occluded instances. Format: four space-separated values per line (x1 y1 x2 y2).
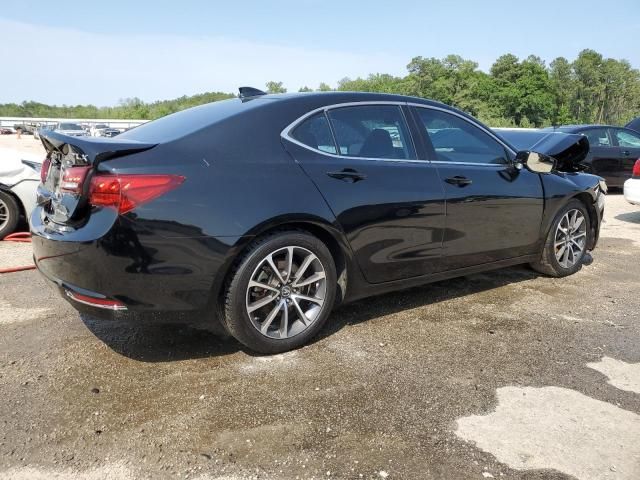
530 199 591 277
223 231 337 354
0 191 20 239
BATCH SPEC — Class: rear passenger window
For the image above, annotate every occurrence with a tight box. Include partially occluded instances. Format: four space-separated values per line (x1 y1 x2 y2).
327 105 415 159
583 128 611 147
415 108 508 164
291 112 337 154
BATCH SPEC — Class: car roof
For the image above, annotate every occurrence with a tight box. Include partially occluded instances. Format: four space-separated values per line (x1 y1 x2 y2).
118 91 475 145
240 90 449 108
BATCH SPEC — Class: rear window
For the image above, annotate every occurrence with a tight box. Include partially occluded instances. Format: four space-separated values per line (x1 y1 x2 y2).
117 98 248 143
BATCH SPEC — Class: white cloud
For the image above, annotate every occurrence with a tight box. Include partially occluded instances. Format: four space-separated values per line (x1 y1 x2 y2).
0 19 406 106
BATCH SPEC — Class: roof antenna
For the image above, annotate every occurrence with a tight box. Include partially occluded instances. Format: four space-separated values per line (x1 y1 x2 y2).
238 87 267 99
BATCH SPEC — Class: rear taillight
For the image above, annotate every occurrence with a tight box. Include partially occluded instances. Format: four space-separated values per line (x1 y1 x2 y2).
60 166 91 193
633 159 640 178
89 174 185 214
40 157 51 184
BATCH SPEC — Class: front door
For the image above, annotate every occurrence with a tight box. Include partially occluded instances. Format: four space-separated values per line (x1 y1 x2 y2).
282 104 446 283
411 106 544 270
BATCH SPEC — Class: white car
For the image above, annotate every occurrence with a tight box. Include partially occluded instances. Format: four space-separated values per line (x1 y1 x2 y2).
0 148 42 238
624 160 640 205
90 123 110 137
90 123 121 137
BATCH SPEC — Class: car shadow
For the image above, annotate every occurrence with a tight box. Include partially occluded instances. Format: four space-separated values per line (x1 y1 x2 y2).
79 311 243 362
614 211 640 224
319 265 541 339
80 264 544 362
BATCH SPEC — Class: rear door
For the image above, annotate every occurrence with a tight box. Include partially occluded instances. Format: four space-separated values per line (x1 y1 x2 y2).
282 103 446 283
611 128 640 181
579 127 621 186
410 106 544 270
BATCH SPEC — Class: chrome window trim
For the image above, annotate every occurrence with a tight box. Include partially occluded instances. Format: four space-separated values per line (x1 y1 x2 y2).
280 101 427 164
429 160 505 167
406 102 517 157
280 100 517 164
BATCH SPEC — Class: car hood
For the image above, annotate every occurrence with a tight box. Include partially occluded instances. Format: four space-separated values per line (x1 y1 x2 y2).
495 129 590 172
530 132 590 171
626 117 640 133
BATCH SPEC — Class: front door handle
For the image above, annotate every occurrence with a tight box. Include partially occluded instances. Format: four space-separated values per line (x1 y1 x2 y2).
326 168 367 183
621 150 631 156
445 176 472 187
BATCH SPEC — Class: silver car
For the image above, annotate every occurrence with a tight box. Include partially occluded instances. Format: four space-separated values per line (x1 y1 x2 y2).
53 122 87 137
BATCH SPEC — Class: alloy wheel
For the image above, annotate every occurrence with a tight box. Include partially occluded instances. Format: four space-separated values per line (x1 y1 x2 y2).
0 198 9 231
246 246 327 339
554 209 587 268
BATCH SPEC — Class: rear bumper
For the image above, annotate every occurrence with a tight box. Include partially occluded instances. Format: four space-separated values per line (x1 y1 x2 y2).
624 178 640 206
31 206 243 312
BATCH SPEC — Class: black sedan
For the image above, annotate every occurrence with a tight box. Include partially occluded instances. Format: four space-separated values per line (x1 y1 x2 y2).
538 124 640 188
32 90 605 353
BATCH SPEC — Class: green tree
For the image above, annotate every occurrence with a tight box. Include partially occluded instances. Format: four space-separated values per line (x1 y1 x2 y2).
265 81 287 94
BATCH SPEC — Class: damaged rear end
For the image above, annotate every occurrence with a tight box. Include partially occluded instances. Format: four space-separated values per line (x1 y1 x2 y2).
32 131 188 311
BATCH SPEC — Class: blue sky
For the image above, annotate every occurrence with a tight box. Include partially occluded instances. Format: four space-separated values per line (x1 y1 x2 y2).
1 0 639 106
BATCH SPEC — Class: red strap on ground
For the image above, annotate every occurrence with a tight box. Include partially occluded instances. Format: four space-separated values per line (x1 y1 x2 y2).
3 232 32 243
1 232 35 273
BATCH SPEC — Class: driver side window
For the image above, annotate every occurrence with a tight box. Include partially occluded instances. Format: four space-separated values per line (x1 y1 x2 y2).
414 108 509 164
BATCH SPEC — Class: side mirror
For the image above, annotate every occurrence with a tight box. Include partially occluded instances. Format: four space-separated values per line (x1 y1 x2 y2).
515 150 556 174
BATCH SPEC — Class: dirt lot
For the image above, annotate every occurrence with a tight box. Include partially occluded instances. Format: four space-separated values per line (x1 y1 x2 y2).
1 133 639 479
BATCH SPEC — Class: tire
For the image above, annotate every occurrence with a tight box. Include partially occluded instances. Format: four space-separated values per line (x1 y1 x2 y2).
0 191 20 240
530 199 592 277
223 231 337 354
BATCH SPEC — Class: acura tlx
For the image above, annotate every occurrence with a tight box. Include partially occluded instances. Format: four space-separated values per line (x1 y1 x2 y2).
31 88 605 353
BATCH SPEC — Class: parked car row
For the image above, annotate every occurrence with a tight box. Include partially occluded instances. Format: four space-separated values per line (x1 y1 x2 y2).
5 122 124 138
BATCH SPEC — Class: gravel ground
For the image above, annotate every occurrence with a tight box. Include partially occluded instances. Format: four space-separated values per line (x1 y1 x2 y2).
0 177 639 479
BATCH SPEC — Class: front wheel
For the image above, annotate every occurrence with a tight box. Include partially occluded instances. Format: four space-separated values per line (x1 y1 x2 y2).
530 199 592 277
223 231 337 354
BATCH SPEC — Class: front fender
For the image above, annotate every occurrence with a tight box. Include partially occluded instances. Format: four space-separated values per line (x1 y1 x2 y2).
540 172 603 250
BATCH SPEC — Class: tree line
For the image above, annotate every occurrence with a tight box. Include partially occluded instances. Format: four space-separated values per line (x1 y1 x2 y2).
2 49 638 127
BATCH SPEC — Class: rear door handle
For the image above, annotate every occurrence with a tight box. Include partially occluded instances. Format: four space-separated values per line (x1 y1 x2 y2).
445 176 472 187
326 168 367 183
621 150 631 156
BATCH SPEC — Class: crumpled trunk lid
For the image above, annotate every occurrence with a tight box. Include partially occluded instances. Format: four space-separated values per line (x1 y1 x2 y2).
39 130 156 224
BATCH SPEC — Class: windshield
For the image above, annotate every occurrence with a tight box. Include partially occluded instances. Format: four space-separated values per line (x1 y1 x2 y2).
94 124 108 129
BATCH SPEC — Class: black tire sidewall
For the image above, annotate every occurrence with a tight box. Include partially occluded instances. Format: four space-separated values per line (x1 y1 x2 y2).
543 199 591 276
0 191 20 239
224 232 337 354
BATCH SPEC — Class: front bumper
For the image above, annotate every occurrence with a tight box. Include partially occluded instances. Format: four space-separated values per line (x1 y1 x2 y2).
624 178 640 206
